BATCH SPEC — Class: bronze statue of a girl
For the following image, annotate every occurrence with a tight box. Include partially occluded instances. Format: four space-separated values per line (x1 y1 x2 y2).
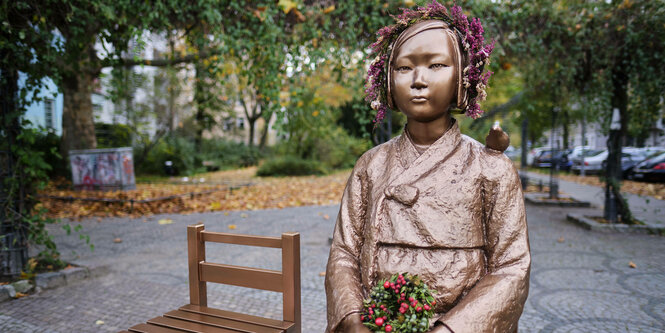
325 2 530 332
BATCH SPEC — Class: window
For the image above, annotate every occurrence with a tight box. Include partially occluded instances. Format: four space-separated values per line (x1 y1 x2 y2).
44 99 54 129
236 117 245 129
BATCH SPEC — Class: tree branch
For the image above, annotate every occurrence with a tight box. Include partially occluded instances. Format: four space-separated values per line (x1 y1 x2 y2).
104 52 209 68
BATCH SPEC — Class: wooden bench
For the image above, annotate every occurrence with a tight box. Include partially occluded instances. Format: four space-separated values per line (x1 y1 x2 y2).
121 223 301 333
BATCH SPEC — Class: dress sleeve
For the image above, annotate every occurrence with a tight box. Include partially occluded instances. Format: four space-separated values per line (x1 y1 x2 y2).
438 158 531 333
325 156 370 333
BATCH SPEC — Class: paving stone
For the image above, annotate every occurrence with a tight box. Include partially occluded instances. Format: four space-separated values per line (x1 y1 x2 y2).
0 203 663 332
0 285 15 301
10 280 33 293
62 267 88 284
35 272 66 290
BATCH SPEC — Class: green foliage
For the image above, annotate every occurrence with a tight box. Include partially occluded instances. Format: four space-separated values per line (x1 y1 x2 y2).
199 139 263 170
256 156 327 177
311 127 371 170
137 136 198 176
137 136 262 176
95 123 132 148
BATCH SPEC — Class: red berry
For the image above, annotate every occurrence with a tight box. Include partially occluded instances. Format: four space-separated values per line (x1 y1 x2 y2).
399 274 403 279
399 307 406 314
385 324 393 332
401 302 408 308
424 305 431 311
409 297 414 302
361 315 365 321
384 281 390 289
375 317 384 326
432 300 436 306
372 304 376 308
416 306 422 312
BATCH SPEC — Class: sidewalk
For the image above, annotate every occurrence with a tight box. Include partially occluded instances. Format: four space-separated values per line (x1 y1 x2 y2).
523 171 665 227
0 203 664 332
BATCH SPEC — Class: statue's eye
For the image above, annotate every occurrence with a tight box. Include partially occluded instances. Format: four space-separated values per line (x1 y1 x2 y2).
396 66 411 72
430 63 447 69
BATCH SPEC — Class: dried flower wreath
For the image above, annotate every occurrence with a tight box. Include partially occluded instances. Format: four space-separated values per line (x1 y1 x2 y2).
365 0 495 123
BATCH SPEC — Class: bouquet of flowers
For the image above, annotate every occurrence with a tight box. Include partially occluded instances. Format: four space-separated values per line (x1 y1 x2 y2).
362 273 436 333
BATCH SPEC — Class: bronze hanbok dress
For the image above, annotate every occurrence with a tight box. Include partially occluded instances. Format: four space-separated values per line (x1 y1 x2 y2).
325 121 530 333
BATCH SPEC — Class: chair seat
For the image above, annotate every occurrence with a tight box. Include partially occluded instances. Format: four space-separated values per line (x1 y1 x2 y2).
127 304 294 333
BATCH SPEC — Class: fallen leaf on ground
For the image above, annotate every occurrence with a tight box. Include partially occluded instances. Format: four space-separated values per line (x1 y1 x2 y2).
95 320 104 325
629 261 637 268
113 238 122 243
240 213 248 218
15 292 27 298
319 271 326 276
557 237 565 243
228 224 237 230
38 167 350 219
158 219 173 225
323 214 330 220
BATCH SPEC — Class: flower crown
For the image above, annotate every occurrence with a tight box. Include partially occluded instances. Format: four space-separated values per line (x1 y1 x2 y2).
365 0 495 123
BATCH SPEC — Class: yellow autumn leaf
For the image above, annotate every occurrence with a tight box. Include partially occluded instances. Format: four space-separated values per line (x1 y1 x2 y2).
228 224 237 230
210 202 222 210
322 5 335 14
278 0 297 14
158 219 173 225
312 111 320 117
404 0 415 7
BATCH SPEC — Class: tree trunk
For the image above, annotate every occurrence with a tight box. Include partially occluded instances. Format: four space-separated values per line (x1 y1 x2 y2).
194 61 205 150
259 112 272 150
604 66 633 223
562 110 570 149
247 116 257 148
60 70 97 157
0 64 29 279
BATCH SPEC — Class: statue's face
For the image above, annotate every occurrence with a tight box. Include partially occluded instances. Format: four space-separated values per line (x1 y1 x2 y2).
391 29 457 122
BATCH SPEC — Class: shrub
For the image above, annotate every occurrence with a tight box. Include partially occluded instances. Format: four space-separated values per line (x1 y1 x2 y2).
256 156 327 177
199 139 263 169
95 123 132 148
28 129 67 178
312 127 371 170
137 136 198 176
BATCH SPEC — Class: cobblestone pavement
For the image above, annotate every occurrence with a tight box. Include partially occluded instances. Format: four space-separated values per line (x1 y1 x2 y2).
1 202 664 332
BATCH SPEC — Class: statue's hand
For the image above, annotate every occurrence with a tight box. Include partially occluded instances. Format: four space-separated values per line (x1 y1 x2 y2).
485 124 510 152
340 314 372 333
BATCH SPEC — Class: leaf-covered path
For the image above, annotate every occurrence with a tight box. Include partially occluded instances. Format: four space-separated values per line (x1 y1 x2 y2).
39 167 350 219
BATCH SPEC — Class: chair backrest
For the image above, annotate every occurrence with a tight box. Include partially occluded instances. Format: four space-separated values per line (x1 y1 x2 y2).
187 223 301 332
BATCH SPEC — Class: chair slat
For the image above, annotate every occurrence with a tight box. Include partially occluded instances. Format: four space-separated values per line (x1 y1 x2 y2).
200 262 283 292
164 310 283 333
201 231 282 248
129 323 187 333
147 316 238 333
179 305 294 331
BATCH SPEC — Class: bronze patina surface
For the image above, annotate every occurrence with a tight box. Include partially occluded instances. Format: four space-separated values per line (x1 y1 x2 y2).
325 19 530 333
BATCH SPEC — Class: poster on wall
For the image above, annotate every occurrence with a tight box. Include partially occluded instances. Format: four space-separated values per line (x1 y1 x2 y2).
69 147 136 190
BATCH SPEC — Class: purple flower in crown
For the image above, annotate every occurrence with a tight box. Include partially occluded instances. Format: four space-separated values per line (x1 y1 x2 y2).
364 0 495 125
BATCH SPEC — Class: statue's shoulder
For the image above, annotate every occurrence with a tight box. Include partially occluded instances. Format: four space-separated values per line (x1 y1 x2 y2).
460 135 516 179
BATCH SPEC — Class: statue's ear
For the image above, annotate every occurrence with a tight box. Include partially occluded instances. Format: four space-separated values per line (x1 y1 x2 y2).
485 126 510 152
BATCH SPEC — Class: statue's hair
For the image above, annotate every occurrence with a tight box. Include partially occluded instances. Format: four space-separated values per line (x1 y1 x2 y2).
365 0 494 123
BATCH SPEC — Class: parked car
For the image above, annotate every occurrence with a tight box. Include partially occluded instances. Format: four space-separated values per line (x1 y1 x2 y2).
571 147 659 176
571 149 607 173
628 151 665 182
533 149 571 170
620 148 665 178
527 147 552 166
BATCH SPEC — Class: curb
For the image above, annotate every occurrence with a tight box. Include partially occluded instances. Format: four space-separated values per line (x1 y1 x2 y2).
524 193 591 207
566 214 665 236
0 262 110 303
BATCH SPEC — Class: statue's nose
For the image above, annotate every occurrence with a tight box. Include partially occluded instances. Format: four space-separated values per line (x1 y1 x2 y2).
411 68 427 89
